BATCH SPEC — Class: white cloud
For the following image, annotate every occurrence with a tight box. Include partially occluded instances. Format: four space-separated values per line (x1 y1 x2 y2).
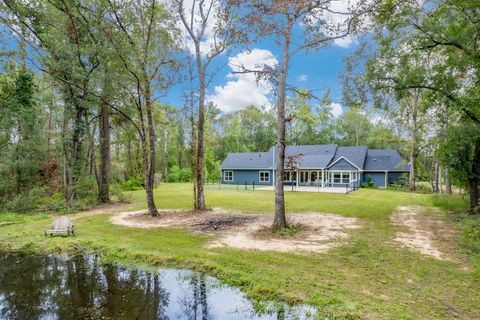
207 49 278 113
329 102 344 117
334 36 357 48
297 74 308 82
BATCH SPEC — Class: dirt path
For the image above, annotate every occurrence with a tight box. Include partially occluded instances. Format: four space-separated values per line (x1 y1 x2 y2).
71 202 135 220
110 208 361 253
391 206 459 261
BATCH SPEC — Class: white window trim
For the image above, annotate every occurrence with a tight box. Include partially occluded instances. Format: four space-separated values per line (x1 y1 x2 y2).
259 170 270 182
224 170 234 182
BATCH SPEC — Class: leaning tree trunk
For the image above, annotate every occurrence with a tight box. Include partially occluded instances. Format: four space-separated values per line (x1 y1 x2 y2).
272 23 292 230
144 80 159 217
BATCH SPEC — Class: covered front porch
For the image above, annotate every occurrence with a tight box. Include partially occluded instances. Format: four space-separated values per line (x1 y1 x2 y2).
279 169 361 189
256 185 351 193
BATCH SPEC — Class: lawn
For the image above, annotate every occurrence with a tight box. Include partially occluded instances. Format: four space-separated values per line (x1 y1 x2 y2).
0 183 479 319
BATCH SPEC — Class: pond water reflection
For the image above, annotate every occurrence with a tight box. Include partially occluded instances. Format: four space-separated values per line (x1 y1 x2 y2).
0 252 317 320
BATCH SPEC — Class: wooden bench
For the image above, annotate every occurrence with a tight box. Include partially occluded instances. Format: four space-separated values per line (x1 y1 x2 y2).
45 216 75 237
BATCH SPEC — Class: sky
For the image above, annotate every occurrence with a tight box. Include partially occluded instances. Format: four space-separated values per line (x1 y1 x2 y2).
166 0 368 118
0 1 366 120
165 41 356 117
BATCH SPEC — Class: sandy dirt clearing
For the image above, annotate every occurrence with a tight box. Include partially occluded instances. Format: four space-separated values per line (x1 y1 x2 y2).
110 208 361 253
391 206 460 261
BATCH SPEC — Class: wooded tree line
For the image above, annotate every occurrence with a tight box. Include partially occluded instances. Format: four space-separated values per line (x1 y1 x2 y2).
0 0 478 225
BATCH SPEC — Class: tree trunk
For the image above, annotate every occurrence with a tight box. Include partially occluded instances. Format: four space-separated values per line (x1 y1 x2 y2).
444 166 452 195
98 100 110 203
409 152 417 191
429 159 435 193
272 22 292 230
409 91 419 191
64 100 86 202
434 160 439 193
468 137 480 213
162 129 168 181
190 113 198 209
144 80 159 217
195 58 206 210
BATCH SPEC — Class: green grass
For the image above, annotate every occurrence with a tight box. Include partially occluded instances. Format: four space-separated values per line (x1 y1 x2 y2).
0 183 479 319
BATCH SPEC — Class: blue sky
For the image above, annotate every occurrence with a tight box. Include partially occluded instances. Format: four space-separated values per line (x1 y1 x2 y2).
1 13 359 119
165 37 358 117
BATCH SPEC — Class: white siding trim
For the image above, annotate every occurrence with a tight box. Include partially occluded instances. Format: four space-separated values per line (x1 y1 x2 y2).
326 156 361 170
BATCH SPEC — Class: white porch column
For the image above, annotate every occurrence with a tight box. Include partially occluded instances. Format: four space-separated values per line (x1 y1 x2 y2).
296 169 299 187
272 168 275 186
321 169 324 187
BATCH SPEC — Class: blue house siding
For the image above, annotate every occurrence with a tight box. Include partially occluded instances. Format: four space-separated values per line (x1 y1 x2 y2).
363 172 386 188
388 172 408 184
221 169 273 185
328 158 358 171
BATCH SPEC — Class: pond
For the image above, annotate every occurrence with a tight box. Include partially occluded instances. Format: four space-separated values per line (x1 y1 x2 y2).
0 252 317 320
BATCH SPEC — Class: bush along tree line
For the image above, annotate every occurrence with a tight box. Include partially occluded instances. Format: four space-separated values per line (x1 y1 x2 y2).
0 0 478 221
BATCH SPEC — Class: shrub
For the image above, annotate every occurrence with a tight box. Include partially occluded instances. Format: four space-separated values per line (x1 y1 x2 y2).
361 177 376 189
459 216 480 276
3 193 37 213
110 183 130 202
120 176 144 191
168 166 192 182
2 187 68 213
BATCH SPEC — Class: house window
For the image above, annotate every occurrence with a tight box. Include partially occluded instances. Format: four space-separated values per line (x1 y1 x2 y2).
224 171 233 181
259 171 270 182
333 172 341 183
342 172 350 183
283 171 290 181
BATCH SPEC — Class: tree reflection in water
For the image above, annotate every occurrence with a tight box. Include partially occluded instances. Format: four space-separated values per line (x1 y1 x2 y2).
0 252 317 319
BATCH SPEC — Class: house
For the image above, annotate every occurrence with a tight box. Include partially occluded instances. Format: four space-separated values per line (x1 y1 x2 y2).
220 144 410 189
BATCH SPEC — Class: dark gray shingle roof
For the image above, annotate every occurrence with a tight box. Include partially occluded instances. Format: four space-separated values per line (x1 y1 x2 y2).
329 146 368 169
220 152 273 169
364 149 410 171
220 145 410 171
282 144 336 168
298 154 335 168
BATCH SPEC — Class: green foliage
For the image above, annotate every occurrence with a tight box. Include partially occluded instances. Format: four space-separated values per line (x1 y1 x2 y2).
432 194 469 212
2 187 67 213
459 216 480 276
335 108 372 146
0 65 47 208
167 166 192 182
439 123 480 188
361 177 376 188
119 176 145 191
